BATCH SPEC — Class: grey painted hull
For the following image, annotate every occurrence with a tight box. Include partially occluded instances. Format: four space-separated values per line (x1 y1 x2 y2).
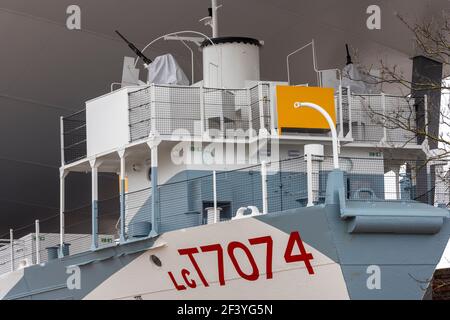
1 201 449 300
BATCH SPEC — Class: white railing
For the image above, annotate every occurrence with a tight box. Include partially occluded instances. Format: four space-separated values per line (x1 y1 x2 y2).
128 83 272 142
129 84 422 146
1 155 447 277
336 87 425 146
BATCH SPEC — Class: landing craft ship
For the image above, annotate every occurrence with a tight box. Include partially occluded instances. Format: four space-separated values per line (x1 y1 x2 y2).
0 1 449 300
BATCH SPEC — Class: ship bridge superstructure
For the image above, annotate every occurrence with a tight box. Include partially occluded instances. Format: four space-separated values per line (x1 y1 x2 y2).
28 79 436 262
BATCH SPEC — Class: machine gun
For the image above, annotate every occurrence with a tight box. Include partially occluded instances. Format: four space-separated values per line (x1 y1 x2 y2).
115 30 153 65
345 43 353 65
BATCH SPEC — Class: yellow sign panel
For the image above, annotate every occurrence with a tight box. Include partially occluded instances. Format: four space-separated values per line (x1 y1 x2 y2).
276 86 336 134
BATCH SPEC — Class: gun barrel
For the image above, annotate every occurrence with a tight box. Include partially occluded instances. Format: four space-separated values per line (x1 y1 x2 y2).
115 30 152 65
345 44 353 65
115 30 130 44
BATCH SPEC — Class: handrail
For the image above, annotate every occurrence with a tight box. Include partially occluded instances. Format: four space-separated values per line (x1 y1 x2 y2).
286 40 344 88
294 102 340 169
62 108 85 120
134 30 216 68
286 40 320 86
63 124 86 136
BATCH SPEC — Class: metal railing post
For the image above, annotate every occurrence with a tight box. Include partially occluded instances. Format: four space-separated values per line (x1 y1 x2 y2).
60 116 65 165
213 170 218 223
90 159 99 251
118 150 126 243
338 85 344 138
151 146 159 234
427 163 432 205
381 92 387 142
306 154 314 207
347 86 352 139
35 220 40 265
424 94 431 205
247 88 254 139
261 161 268 214
304 144 324 207
266 84 277 136
200 86 206 137
147 138 161 236
424 94 429 140
258 83 265 134
150 84 157 134
394 171 400 200
10 229 14 272
59 168 68 256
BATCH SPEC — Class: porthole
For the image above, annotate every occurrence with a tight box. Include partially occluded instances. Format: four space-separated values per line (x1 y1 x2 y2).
150 254 162 267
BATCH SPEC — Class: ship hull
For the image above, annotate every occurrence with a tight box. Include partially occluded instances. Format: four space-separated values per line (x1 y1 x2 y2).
1 204 449 300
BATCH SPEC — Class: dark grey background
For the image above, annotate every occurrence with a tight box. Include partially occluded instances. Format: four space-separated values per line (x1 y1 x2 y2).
0 0 448 236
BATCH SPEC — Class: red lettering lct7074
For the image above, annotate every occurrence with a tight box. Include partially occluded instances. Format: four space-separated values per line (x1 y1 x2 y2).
168 231 314 290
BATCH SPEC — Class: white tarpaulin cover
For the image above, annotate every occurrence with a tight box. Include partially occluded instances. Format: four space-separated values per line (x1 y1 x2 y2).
146 53 189 85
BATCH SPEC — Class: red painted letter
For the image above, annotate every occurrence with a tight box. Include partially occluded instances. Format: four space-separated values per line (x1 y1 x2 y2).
227 241 259 281
200 244 225 286
181 268 197 288
249 236 273 279
284 231 314 275
168 271 187 290
178 247 209 287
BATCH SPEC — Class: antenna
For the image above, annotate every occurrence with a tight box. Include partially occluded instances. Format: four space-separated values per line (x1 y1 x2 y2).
199 0 222 38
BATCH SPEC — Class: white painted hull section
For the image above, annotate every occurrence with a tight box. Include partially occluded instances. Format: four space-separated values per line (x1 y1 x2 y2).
85 218 349 300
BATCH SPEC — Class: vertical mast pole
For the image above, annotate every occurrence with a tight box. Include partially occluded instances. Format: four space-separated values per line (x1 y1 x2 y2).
35 220 40 265
211 0 219 38
10 229 14 272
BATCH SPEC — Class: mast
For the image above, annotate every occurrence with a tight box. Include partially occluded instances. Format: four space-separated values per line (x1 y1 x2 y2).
201 0 220 38
211 0 219 38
